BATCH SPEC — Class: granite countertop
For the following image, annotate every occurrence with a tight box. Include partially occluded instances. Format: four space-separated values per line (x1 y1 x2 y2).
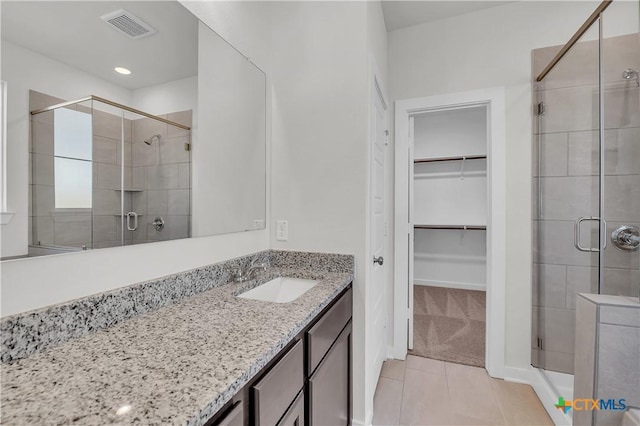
1 267 353 425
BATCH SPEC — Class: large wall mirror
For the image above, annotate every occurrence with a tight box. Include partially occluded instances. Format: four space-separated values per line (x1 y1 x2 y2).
0 1 267 260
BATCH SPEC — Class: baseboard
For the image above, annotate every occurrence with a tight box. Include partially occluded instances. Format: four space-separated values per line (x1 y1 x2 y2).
503 366 571 426
414 279 486 292
352 409 374 426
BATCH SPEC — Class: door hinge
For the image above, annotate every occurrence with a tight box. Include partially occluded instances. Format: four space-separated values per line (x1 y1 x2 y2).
384 129 389 146
537 102 545 116
537 337 544 350
184 143 191 151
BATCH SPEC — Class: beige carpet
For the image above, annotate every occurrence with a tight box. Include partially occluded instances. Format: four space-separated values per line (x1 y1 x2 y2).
410 285 486 367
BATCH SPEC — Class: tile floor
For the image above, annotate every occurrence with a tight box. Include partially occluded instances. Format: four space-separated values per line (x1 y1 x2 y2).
372 355 554 426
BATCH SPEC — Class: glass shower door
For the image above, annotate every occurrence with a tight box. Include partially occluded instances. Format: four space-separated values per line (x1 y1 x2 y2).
600 1 640 299
532 22 602 374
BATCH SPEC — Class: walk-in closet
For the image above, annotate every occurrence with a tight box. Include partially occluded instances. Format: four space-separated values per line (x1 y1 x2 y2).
410 105 488 367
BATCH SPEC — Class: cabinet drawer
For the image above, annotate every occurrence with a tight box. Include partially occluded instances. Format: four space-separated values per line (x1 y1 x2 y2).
307 288 352 374
252 339 304 426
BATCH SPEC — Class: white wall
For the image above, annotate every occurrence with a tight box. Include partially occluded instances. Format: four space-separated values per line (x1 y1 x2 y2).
131 76 197 117
388 0 639 371
0 2 271 317
0 40 133 259
270 2 386 424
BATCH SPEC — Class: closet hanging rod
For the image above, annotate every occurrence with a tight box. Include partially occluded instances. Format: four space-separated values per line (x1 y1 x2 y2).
414 225 487 230
414 155 486 164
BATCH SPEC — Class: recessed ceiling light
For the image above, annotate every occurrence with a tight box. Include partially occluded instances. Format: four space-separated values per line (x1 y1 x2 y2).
114 67 131 75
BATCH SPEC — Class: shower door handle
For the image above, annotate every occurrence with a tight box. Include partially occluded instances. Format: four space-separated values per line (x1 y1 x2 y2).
574 216 607 252
126 212 138 231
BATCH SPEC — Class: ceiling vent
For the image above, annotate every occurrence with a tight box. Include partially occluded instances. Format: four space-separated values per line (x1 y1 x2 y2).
100 9 156 40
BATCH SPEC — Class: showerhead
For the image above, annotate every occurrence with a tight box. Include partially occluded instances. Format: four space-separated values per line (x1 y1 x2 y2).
144 134 161 145
622 68 639 86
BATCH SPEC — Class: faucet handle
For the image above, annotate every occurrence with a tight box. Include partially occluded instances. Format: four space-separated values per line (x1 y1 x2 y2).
228 265 243 282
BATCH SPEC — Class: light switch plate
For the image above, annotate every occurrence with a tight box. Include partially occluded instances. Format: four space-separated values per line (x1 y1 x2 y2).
276 220 288 241
253 219 265 229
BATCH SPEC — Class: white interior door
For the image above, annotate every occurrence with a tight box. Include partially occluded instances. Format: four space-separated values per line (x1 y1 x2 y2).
408 116 415 350
370 80 387 383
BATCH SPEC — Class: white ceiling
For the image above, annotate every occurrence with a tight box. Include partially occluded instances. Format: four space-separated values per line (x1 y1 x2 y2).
1 1 198 90
382 1 513 31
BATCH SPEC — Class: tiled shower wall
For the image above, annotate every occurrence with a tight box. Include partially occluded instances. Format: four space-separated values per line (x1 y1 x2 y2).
531 34 640 373
129 112 192 245
29 90 191 251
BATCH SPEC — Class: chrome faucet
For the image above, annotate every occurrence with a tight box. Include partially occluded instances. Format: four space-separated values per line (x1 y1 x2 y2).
231 262 267 283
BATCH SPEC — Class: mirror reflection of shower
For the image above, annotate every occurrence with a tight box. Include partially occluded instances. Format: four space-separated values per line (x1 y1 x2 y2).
622 68 639 87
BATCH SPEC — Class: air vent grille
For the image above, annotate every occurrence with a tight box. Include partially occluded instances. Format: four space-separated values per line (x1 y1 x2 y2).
100 9 156 39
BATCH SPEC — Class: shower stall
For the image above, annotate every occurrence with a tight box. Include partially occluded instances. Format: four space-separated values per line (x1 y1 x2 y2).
532 0 639 407
29 92 192 255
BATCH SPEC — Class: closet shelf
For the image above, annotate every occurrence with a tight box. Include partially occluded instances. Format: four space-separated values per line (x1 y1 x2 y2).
414 155 486 164
114 188 144 192
414 224 486 230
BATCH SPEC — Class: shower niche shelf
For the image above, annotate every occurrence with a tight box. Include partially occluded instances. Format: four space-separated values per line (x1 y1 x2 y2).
414 154 486 164
114 188 144 192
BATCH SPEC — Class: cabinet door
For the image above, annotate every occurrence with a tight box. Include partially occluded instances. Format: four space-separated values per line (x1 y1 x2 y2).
211 401 243 426
309 323 351 426
278 391 305 426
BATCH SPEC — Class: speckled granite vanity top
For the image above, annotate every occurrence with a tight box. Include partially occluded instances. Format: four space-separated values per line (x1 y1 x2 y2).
1 253 353 425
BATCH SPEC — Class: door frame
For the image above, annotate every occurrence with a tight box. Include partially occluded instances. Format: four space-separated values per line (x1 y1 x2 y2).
393 87 507 379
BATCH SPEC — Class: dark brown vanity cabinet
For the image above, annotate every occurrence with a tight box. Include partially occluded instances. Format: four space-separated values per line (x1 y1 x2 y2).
208 285 352 426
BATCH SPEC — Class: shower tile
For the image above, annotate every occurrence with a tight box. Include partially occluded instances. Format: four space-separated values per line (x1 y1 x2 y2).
179 163 190 189
133 117 168 144
603 221 640 270
32 154 54 186
132 142 158 167
539 176 598 221
92 215 118 243
54 216 91 246
92 189 120 215
539 307 576 354
168 190 189 215
533 133 568 177
566 266 597 309
132 192 148 215
568 130 599 176
93 136 118 165
33 216 55 245
32 185 54 216
532 263 566 309
573 296 597 426
96 163 121 190
29 91 64 115
603 268 640 299
596 323 640 425
166 110 192 138
132 167 147 190
532 40 599 91
604 86 640 130
600 306 640 328
31 122 54 155
147 190 168 214
31 110 54 126
159 136 190 164
146 164 181 190
148 215 189 241
543 350 574 374
535 220 597 267
538 86 598 134
117 141 132 167
92 110 124 141
603 176 640 222
603 127 640 175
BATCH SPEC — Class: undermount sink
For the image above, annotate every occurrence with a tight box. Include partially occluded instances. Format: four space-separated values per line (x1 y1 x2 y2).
237 277 320 303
